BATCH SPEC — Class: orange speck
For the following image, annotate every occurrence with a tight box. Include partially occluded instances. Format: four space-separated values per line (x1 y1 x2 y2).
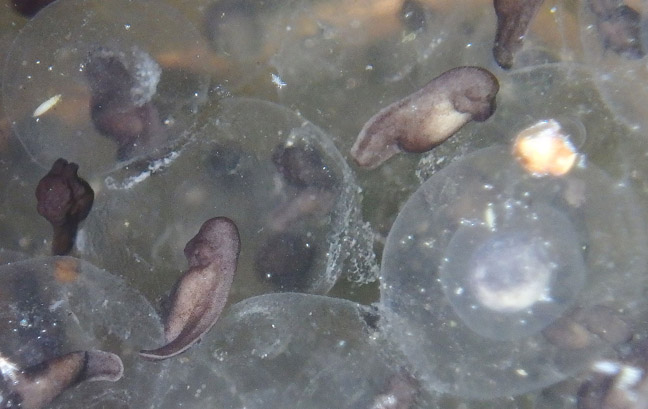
54 258 79 283
513 119 579 177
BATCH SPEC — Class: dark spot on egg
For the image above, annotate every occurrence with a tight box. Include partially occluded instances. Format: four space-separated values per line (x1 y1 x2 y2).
255 232 315 291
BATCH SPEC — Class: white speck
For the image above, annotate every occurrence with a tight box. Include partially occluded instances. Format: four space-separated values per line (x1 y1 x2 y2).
49 300 64 312
33 94 62 117
271 73 286 89
124 23 131 30
516 369 528 377
617 365 644 390
593 360 622 375
484 204 496 230
104 150 181 190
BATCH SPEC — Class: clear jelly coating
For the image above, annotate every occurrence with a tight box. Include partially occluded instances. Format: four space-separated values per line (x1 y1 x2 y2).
379 145 648 399
158 293 420 409
0 256 170 409
81 98 373 302
2 0 208 176
440 204 586 341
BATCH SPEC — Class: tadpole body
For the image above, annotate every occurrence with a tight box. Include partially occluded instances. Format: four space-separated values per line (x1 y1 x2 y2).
589 1 645 59
271 143 337 190
492 0 545 69
84 46 165 160
0 350 123 409
268 142 341 230
35 158 94 256
140 217 240 360
351 66 499 169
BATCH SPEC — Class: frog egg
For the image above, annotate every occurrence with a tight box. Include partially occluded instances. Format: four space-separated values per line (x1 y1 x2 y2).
2 0 208 176
440 204 586 341
0 256 170 408
379 145 648 399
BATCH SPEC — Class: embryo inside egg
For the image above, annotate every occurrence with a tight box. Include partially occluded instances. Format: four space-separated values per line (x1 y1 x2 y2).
441 201 586 341
380 143 647 399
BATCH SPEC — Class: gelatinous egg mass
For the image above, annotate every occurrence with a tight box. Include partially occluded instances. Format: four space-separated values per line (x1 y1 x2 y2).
0 257 170 409
2 0 208 175
379 145 648 399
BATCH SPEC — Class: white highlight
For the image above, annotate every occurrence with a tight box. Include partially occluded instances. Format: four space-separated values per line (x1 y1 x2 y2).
33 94 62 117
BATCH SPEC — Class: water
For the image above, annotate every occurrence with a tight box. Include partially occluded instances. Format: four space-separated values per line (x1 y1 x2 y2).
2 0 648 408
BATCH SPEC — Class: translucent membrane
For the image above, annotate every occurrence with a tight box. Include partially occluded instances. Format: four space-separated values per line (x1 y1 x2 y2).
81 98 372 302
159 293 417 409
380 145 648 398
579 0 648 131
2 0 208 176
0 256 169 409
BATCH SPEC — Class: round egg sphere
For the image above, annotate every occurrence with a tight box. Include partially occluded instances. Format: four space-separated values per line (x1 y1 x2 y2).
379 144 648 399
2 0 208 176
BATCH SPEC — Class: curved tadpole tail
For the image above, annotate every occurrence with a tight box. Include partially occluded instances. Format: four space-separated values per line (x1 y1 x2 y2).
140 217 241 361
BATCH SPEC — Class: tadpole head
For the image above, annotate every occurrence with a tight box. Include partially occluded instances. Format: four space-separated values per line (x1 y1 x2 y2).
271 143 337 189
449 67 500 122
35 158 94 255
84 46 165 161
598 5 645 60
184 216 241 269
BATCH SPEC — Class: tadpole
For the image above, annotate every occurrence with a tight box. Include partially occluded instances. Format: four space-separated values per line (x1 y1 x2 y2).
351 66 499 169
84 46 165 160
492 0 545 69
589 1 645 59
35 158 94 256
271 143 337 190
140 217 241 360
0 350 123 409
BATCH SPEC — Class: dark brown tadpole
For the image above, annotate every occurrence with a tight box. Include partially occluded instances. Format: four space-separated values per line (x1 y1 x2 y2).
351 66 499 169
140 217 241 360
591 3 645 59
35 158 94 256
0 350 123 409
492 0 545 69
10 0 56 17
84 46 165 161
